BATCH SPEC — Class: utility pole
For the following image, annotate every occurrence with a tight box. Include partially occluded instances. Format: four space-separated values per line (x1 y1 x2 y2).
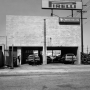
81 8 83 53
77 0 87 53
81 0 83 53
76 0 87 64
77 10 87 53
10 44 14 69
43 19 47 65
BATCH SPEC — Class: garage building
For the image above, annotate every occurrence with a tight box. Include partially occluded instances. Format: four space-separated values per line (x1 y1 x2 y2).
3 15 81 65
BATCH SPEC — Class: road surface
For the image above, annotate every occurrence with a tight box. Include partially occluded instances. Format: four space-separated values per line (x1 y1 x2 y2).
0 71 90 90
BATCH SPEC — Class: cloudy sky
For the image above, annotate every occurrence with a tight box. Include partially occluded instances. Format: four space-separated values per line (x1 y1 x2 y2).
0 0 90 53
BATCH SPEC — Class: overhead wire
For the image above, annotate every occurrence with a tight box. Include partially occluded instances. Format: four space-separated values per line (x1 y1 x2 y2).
67 0 90 17
75 0 90 17
83 4 90 11
67 0 90 20
83 0 90 6
81 0 90 24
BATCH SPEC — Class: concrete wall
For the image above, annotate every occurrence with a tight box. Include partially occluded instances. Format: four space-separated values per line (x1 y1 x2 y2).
6 15 81 48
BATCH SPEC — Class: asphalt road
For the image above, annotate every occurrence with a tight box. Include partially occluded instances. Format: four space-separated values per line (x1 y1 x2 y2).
0 71 90 90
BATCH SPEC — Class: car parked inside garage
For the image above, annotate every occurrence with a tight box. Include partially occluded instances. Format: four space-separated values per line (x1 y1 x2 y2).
26 54 40 65
61 53 77 64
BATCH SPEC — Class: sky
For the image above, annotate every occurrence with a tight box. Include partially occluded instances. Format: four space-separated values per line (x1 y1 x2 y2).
0 0 90 53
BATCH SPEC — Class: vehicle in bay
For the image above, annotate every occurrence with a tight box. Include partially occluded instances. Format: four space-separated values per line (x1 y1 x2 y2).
47 56 52 64
61 53 77 64
26 54 40 65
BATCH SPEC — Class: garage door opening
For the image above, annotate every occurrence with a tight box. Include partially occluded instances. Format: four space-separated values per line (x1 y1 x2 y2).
47 46 78 64
8 46 78 66
22 47 43 65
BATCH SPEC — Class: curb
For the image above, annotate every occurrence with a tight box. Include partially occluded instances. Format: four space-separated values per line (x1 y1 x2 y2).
0 69 90 76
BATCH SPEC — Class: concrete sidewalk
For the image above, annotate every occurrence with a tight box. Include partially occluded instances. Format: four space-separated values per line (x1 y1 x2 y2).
0 64 90 76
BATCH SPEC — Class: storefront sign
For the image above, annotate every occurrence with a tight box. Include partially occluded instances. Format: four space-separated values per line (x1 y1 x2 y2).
42 0 82 10
59 17 80 25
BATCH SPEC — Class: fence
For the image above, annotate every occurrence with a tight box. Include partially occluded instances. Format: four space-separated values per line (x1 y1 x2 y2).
81 52 90 64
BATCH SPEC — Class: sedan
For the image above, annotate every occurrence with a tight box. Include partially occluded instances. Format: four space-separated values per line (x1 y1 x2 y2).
26 54 40 65
61 53 77 64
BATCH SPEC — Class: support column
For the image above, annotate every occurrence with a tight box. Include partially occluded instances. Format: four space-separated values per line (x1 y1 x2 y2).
77 46 81 64
10 44 14 69
43 19 47 65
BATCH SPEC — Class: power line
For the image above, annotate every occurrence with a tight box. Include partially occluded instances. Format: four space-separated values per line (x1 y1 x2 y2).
85 12 90 18
84 5 90 11
84 15 90 24
67 1 90 18
83 1 90 17
84 47 90 49
74 11 80 17
83 0 90 6
67 11 79 17
80 1 90 24
74 0 89 17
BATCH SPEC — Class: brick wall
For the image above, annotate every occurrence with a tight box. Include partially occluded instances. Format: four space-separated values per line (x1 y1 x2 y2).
6 15 81 47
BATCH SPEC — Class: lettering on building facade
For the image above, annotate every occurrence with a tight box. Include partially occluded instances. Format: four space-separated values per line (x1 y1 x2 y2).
49 1 76 9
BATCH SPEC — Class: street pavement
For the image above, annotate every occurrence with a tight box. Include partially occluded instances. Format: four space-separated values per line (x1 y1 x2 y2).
0 64 90 90
0 64 90 76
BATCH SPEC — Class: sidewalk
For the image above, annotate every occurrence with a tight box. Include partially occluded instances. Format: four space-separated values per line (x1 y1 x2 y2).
0 64 90 76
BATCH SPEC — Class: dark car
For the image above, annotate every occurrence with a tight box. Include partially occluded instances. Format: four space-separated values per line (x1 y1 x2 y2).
53 55 61 63
26 54 40 65
61 53 77 64
47 56 52 64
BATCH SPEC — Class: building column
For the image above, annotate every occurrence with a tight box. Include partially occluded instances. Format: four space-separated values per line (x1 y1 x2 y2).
77 46 81 64
43 19 47 65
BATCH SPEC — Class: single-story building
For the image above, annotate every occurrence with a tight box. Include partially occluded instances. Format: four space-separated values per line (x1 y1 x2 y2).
0 15 81 66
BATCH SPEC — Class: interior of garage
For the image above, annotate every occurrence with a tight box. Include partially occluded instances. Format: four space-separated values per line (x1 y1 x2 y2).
0 46 2 50
47 46 78 64
61 47 78 57
8 46 78 67
0 46 4 67
21 46 78 65
21 47 43 65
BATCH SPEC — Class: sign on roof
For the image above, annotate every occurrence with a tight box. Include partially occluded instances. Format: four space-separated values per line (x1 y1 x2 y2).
59 17 80 25
42 0 82 10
